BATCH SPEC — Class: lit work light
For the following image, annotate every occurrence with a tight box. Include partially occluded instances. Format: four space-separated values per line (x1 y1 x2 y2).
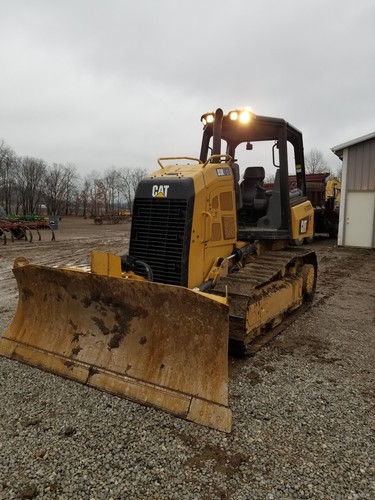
239 110 252 123
201 113 215 126
227 107 254 124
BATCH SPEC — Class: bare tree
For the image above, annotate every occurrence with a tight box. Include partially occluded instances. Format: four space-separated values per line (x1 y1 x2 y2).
70 185 81 216
305 148 330 175
63 163 79 215
119 167 147 210
44 163 68 215
86 174 108 216
130 168 147 201
80 176 92 218
119 168 132 209
0 140 18 214
103 167 121 213
16 157 47 214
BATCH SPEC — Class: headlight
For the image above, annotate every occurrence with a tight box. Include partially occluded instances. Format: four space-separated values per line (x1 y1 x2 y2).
201 113 214 126
239 110 252 123
227 107 254 124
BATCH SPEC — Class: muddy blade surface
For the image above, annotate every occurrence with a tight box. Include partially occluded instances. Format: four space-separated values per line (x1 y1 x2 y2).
0 265 231 432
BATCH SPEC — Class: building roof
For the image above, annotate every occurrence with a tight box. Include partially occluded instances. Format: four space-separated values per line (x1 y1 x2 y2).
331 131 375 159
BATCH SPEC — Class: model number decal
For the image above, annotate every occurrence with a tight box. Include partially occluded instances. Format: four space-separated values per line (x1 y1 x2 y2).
152 185 170 198
216 168 230 177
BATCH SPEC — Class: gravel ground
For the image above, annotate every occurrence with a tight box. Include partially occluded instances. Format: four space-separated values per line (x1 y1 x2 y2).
0 218 374 499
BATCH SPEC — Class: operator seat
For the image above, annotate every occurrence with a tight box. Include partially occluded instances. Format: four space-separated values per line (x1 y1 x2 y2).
240 166 267 209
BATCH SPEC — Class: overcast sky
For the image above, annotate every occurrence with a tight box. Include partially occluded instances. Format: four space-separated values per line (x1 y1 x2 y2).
1 0 374 178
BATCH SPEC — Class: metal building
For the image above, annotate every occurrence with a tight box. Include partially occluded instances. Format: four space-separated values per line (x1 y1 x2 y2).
332 132 375 248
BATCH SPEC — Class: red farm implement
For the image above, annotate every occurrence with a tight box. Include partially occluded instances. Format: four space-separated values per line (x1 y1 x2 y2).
0 217 56 244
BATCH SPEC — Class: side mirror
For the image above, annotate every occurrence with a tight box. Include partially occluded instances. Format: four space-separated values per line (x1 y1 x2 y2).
272 141 280 167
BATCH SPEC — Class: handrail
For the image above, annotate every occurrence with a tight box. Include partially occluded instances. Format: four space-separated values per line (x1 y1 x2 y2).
157 157 202 169
202 154 232 168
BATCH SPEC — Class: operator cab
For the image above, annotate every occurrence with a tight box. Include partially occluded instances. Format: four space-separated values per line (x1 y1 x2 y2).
199 108 308 241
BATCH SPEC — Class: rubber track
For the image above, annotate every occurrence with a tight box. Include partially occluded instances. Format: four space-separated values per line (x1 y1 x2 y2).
213 247 317 355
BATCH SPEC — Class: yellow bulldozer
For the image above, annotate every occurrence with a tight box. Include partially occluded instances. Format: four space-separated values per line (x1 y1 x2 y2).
0 108 317 432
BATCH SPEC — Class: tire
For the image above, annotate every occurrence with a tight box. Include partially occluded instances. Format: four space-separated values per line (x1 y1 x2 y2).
11 227 25 240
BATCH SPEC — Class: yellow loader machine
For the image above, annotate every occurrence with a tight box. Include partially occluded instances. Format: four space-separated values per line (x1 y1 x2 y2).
0 108 317 432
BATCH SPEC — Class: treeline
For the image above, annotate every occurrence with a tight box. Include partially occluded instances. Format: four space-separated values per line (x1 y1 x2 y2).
0 139 147 217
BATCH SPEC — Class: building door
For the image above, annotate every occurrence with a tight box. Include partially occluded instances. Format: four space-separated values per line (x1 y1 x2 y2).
344 191 375 248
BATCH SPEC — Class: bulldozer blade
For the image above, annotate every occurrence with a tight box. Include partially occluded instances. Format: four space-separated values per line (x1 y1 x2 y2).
0 264 232 432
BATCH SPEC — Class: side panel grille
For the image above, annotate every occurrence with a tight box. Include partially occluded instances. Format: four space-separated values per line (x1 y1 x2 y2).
129 198 189 286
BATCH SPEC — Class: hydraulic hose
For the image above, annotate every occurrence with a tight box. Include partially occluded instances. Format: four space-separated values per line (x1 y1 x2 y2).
121 255 154 282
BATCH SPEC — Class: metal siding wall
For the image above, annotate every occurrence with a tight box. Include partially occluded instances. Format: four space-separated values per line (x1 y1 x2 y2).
369 140 375 189
346 138 375 191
